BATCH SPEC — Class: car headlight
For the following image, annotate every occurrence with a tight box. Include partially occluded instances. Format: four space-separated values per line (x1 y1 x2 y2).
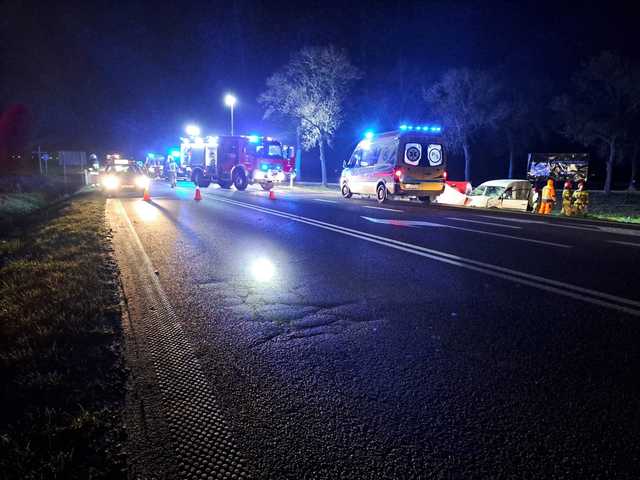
135 175 150 189
103 175 120 190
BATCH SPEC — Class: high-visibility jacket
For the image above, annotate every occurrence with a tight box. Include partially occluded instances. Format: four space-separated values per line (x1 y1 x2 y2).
541 181 556 202
573 190 589 207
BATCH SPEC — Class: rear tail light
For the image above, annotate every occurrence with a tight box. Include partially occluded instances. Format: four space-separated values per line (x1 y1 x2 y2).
443 170 448 181
393 167 402 181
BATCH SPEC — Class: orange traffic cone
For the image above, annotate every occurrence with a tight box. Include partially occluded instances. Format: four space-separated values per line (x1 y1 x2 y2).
268 190 276 200
194 187 202 201
143 188 151 202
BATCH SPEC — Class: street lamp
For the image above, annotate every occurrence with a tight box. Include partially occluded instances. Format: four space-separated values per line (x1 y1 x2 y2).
224 93 237 136
185 124 201 137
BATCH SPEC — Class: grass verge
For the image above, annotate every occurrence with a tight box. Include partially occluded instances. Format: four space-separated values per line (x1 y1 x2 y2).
0 193 125 479
0 192 49 225
586 192 640 224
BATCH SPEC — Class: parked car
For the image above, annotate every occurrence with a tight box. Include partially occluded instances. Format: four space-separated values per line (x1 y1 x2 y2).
467 179 533 211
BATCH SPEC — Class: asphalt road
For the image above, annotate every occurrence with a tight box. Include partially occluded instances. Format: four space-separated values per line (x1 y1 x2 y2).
108 180 640 479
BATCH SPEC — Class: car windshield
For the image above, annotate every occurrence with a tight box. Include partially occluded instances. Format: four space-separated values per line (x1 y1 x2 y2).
470 186 485 196
254 143 283 159
484 186 506 197
106 165 140 174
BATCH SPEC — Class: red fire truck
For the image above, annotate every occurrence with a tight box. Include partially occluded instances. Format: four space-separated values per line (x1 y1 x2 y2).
181 135 294 190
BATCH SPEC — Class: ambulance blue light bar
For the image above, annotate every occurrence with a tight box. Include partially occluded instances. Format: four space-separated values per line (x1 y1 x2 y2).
248 135 260 143
399 124 442 133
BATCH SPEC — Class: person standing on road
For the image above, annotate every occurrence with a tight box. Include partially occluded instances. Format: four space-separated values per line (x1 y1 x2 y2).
573 180 589 216
168 158 177 188
561 181 574 216
531 185 541 213
539 179 556 215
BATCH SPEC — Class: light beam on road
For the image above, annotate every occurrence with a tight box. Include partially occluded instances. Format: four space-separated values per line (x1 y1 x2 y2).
250 257 276 282
134 200 159 223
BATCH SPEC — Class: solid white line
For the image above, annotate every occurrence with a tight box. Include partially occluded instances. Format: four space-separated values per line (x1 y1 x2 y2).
362 205 404 213
446 217 522 229
207 195 640 316
609 240 640 248
313 198 338 204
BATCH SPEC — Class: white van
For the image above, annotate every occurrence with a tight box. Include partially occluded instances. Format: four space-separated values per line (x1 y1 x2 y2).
467 179 533 211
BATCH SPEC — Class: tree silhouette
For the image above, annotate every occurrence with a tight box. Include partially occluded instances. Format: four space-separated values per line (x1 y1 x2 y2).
259 46 360 186
424 68 506 182
551 52 640 194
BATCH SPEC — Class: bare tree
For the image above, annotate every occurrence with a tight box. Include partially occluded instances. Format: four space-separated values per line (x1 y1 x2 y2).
424 68 506 181
259 46 360 186
551 52 640 194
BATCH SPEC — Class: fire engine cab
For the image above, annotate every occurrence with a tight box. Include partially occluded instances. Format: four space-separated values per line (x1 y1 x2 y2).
181 135 294 191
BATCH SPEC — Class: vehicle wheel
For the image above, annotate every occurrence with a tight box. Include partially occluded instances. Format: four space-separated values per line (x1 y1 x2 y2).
341 183 352 199
260 182 274 191
376 183 388 203
218 180 231 189
233 169 248 191
418 196 431 204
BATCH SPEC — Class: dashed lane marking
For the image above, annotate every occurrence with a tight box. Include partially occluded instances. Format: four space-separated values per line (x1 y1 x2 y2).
313 198 338 203
362 205 404 213
446 217 522 229
609 240 640 248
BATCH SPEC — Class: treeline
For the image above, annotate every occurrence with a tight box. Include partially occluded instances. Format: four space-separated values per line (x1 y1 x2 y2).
261 48 640 193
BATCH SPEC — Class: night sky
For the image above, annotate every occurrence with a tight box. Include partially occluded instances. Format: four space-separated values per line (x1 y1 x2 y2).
1 0 637 181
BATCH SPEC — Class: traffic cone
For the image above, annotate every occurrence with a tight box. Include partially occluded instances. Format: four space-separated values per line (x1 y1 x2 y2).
143 188 151 202
268 190 276 200
194 187 202 201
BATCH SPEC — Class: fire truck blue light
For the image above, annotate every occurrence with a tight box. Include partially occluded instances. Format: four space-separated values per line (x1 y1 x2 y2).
364 131 374 139
249 135 260 143
260 163 269 171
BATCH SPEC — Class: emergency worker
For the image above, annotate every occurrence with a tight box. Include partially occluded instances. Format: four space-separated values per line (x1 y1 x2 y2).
573 180 589 216
561 181 573 216
531 185 541 213
168 158 177 188
539 179 556 215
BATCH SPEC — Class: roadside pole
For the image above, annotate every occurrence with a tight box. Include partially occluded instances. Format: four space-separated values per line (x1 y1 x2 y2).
296 127 302 181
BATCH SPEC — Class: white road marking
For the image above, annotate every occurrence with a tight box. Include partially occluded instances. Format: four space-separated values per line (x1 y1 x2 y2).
206 195 640 317
481 215 640 237
361 216 445 227
446 217 522 229
362 205 404 213
313 198 338 204
609 240 640 248
361 216 570 248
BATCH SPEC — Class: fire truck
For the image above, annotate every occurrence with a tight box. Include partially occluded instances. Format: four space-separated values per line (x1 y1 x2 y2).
181 135 294 190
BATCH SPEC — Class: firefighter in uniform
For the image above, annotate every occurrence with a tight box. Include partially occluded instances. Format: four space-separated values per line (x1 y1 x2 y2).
572 180 589 216
539 179 556 215
167 158 177 188
561 181 573 216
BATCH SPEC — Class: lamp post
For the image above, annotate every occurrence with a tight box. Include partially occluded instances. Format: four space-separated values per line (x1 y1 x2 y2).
224 93 237 136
